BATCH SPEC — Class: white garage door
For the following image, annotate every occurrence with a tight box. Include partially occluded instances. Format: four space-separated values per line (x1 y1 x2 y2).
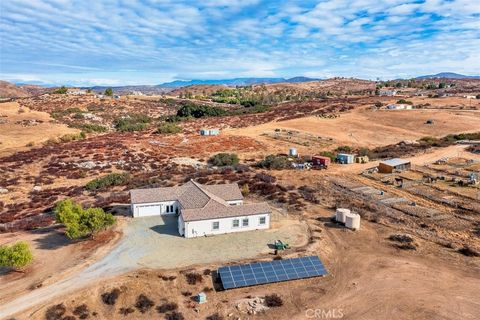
137 204 161 217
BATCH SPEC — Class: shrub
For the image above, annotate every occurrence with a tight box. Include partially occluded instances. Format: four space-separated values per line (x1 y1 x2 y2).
257 155 290 169
45 303 67 320
101 288 121 305
59 132 86 143
317 151 336 161
54 199 116 239
165 311 185 320
185 272 203 285
71 123 108 133
119 307 135 316
157 123 182 134
241 184 250 196
396 99 413 105
86 173 130 190
335 145 352 153
135 294 155 313
0 241 33 270
458 246 479 257
209 153 239 167
114 114 151 132
156 302 178 313
73 304 90 319
53 86 68 94
206 313 224 320
264 294 283 307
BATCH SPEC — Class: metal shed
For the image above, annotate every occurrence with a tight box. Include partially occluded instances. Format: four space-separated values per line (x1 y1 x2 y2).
378 158 411 173
336 153 355 164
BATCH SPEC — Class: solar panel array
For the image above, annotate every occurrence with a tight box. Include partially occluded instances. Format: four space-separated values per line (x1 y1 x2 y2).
218 256 327 290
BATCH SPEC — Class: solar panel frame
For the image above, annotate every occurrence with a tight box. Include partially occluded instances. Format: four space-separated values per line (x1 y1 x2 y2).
218 255 327 290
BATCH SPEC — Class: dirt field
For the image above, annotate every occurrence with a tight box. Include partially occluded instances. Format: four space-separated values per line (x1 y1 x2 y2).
227 107 480 154
0 102 78 155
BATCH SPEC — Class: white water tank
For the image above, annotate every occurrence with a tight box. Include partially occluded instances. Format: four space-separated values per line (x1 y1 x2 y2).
345 213 361 230
289 148 298 157
335 208 350 223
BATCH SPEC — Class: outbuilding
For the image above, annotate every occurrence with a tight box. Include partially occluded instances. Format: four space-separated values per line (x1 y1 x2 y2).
130 180 271 238
312 155 331 168
336 153 355 164
378 158 411 173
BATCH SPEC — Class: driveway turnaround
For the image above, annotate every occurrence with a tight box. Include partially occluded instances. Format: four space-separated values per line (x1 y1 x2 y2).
0 215 307 318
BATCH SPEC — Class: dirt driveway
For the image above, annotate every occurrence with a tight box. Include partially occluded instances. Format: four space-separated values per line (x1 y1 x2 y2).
0 215 308 318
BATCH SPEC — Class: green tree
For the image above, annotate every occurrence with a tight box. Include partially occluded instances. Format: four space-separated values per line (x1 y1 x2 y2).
105 88 113 96
0 241 33 270
53 86 68 94
54 199 116 239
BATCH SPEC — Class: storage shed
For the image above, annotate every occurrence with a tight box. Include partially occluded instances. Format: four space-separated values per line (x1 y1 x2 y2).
200 129 210 136
209 128 220 136
378 158 411 173
337 153 355 164
312 155 331 168
355 155 369 163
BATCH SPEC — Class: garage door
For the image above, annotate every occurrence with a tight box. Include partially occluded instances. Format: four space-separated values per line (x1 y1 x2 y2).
137 204 161 217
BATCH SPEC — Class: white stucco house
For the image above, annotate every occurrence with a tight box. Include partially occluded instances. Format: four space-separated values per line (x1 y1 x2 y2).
130 180 271 238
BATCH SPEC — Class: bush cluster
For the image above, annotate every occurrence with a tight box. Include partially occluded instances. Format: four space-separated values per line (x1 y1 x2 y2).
0 241 33 269
257 155 290 169
101 288 121 305
157 123 182 134
135 294 155 313
185 272 203 285
114 113 151 132
54 199 116 239
208 153 239 167
86 173 130 191
176 102 227 118
264 294 283 307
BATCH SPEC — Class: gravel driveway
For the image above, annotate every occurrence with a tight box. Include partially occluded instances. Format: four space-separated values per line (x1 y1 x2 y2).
1 215 307 318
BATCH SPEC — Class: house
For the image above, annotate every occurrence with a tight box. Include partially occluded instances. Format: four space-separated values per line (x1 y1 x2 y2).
200 128 220 136
312 155 331 168
386 104 412 110
67 88 87 95
336 153 355 164
379 89 397 96
130 180 271 238
378 158 411 173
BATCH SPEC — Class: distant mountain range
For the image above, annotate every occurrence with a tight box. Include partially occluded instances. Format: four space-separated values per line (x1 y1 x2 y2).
415 72 480 79
159 76 319 88
85 77 320 93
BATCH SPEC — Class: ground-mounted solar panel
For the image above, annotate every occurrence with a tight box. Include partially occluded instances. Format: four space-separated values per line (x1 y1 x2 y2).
218 256 327 290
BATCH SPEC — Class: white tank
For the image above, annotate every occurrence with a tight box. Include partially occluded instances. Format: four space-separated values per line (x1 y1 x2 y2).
345 213 360 230
335 208 350 223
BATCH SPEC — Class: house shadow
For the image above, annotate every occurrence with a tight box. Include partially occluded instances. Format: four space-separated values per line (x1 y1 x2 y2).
150 223 182 237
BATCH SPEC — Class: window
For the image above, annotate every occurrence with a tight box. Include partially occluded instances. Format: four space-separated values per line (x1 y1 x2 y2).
232 219 239 228
259 216 266 225
170 205 174 212
166 205 169 213
212 221 219 230
242 218 249 227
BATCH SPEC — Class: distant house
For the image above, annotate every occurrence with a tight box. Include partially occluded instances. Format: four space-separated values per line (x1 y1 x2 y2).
67 88 87 95
379 89 397 96
200 128 220 136
386 104 412 110
336 153 355 164
130 180 270 238
378 158 411 173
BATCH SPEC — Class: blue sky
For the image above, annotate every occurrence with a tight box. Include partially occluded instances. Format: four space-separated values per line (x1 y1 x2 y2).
1 0 479 86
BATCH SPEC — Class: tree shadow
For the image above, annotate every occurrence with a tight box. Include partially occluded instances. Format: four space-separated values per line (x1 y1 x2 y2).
32 227 72 250
104 204 131 217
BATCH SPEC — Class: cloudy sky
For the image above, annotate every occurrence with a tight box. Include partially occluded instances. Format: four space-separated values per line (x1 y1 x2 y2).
1 0 479 86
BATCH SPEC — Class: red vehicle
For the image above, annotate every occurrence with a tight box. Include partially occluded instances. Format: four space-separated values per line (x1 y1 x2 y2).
312 155 331 169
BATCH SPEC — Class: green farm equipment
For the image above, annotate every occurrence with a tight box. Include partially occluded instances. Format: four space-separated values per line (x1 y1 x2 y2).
274 240 290 250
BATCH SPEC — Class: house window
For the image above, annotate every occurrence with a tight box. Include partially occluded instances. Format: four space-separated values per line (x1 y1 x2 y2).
170 205 174 212
166 205 169 213
212 221 220 230
242 218 249 227
259 217 266 225
232 219 239 228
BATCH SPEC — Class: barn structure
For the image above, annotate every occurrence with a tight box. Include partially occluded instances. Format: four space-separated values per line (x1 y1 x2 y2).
130 180 270 238
378 158 411 173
